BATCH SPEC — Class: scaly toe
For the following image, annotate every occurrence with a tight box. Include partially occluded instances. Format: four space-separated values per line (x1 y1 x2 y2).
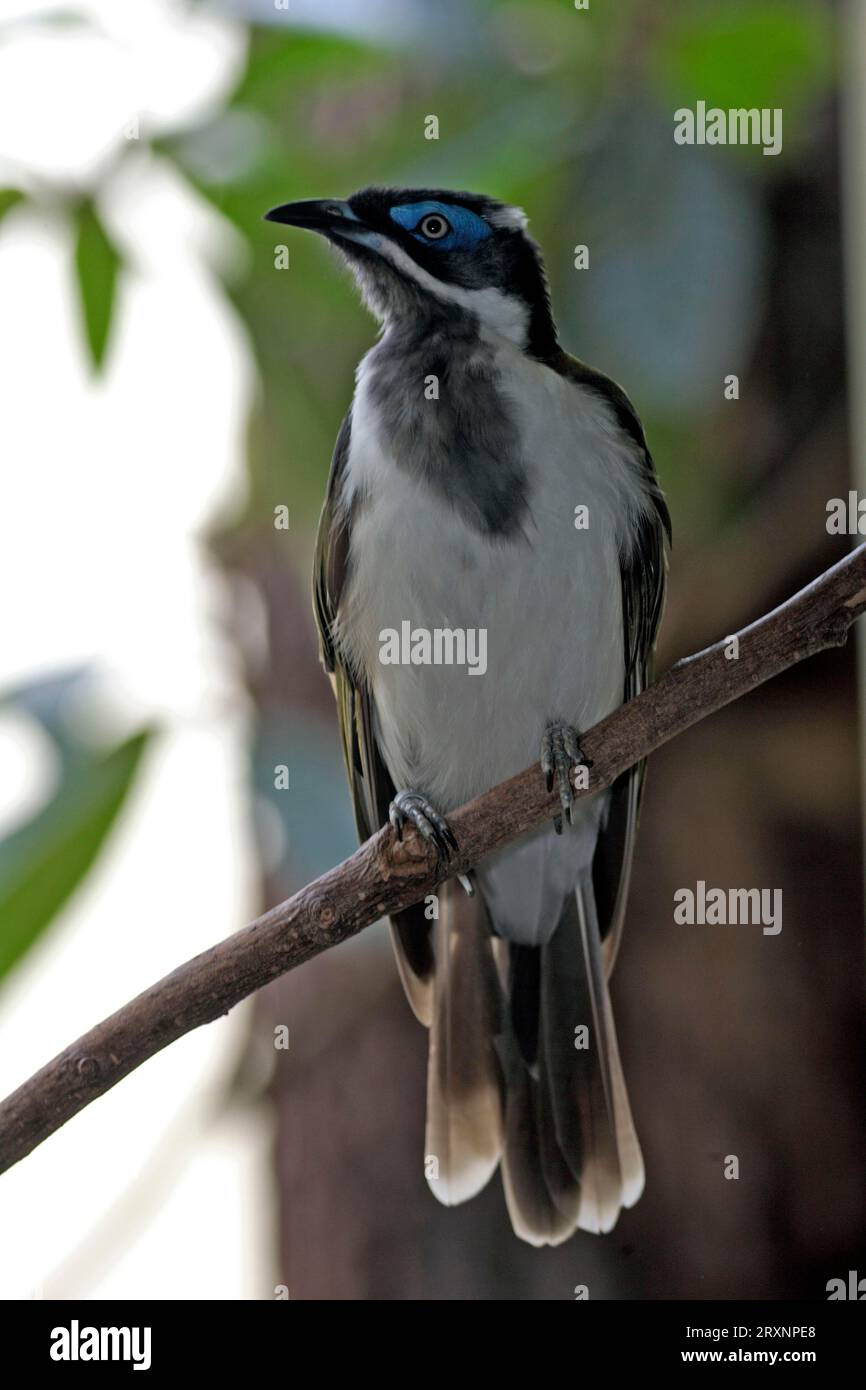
541 720 591 830
389 790 458 863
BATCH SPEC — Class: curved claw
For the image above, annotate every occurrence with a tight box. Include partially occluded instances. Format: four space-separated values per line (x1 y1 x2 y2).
540 734 555 793
541 721 591 830
389 789 458 863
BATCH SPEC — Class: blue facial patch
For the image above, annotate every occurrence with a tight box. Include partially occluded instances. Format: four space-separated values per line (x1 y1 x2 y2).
389 201 492 252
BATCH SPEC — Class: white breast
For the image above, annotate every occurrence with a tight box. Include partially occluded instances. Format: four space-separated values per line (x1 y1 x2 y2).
335 338 650 815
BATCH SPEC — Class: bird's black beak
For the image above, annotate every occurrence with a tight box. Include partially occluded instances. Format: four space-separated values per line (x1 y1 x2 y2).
263 198 366 237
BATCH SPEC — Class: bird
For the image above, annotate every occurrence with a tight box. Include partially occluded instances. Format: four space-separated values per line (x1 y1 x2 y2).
265 186 670 1245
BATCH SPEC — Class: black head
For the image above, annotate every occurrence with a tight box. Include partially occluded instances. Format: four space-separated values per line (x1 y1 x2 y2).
265 185 558 357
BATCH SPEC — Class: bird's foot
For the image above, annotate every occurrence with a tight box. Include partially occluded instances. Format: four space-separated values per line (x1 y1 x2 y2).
389 789 458 864
540 720 593 834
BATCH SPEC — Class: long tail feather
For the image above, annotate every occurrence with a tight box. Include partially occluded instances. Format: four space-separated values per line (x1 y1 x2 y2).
500 1060 579 1246
417 871 643 1242
424 882 504 1206
575 875 645 1215
501 874 644 1242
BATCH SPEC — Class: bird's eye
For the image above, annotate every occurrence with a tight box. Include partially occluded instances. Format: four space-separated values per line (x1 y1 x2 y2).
418 213 451 240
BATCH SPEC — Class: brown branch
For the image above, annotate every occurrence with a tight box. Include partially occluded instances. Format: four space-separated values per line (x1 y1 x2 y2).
1 545 865 1177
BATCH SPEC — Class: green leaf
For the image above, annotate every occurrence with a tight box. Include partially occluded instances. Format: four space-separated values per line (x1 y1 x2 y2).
233 28 382 105
0 729 152 982
651 1 835 121
73 198 122 371
0 189 25 225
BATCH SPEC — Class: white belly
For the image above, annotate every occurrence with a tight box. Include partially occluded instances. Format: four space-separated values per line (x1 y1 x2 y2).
334 341 651 941
337 344 647 801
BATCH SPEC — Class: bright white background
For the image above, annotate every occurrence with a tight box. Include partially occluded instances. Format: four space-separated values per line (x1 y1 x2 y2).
0 0 275 1299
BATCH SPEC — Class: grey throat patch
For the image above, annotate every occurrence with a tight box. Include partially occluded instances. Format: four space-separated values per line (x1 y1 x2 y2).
363 307 529 539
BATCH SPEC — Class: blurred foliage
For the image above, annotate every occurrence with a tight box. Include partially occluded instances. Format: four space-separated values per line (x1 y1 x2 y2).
649 0 835 120
158 0 835 541
0 189 26 224
0 673 152 983
0 0 854 1301
4 0 837 526
0 0 836 518
0 0 840 969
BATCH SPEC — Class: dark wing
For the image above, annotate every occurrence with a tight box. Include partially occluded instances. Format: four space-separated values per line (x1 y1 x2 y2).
313 411 435 1022
552 354 670 973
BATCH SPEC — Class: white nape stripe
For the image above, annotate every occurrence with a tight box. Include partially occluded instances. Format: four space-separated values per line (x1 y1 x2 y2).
486 204 529 231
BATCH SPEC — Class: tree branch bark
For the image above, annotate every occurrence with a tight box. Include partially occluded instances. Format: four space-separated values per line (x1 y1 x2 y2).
1 545 865 1177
